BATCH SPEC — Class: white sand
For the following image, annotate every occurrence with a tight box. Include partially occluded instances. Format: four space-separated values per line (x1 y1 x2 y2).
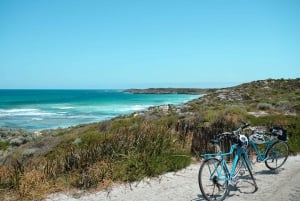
45 155 300 201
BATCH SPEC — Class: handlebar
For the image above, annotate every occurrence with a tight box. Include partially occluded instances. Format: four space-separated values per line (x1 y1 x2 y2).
215 123 250 142
241 123 250 130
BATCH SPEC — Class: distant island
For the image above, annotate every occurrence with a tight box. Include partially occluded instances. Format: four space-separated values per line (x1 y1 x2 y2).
124 88 217 94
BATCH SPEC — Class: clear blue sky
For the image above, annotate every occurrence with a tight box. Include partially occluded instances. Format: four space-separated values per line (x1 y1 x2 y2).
0 0 299 89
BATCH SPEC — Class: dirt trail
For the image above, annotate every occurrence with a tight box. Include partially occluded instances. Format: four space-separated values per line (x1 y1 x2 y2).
46 155 300 201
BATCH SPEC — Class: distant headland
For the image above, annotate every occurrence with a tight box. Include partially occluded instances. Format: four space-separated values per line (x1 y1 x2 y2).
124 88 217 94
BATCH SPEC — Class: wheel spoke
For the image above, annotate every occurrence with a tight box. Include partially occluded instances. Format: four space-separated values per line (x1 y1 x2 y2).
265 141 289 170
199 158 229 201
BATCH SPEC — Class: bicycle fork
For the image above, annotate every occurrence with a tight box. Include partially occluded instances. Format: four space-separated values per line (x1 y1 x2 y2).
231 152 258 190
241 154 258 191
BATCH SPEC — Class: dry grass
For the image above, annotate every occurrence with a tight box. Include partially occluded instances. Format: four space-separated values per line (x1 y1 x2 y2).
19 169 50 200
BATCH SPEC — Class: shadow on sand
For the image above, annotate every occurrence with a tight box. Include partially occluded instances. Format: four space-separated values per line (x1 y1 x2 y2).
254 167 284 175
191 194 208 201
192 174 258 201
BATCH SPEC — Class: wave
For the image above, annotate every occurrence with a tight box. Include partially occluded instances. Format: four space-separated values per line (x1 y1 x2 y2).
128 104 152 111
51 105 75 110
0 91 201 130
31 117 43 121
110 104 152 113
0 108 56 117
65 114 99 119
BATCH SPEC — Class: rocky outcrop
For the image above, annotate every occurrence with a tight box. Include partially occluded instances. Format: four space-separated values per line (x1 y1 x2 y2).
0 128 39 162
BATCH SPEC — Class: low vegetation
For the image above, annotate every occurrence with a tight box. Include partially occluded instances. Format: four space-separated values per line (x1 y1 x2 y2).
0 118 192 200
0 78 299 200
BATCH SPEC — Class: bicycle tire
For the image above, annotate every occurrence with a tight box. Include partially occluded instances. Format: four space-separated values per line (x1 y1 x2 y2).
265 141 289 170
198 158 229 201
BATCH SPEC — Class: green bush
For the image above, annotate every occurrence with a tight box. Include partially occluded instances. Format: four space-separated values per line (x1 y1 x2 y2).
0 141 9 150
112 153 191 182
257 103 273 110
40 120 192 190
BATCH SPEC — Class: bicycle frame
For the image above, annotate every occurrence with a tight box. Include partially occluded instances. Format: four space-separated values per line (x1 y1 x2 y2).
201 143 247 182
248 137 278 162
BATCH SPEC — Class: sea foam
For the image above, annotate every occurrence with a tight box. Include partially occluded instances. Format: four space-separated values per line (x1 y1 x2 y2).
0 108 54 117
0 90 201 130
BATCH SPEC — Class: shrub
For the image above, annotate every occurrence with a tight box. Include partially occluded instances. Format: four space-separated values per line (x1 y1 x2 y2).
0 166 14 189
257 103 273 110
18 169 54 200
71 161 112 189
0 141 9 150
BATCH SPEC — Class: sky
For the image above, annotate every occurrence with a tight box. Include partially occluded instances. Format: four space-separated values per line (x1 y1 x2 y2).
0 0 299 89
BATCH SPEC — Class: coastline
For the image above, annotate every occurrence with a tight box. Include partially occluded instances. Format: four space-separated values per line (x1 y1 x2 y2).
0 89 201 131
0 89 203 163
0 88 205 132
123 87 217 94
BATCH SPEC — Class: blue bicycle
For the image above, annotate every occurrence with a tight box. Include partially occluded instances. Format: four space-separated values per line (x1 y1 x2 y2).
247 126 289 170
198 124 258 201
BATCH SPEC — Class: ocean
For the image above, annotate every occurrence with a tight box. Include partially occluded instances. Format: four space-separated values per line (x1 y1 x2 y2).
0 90 201 130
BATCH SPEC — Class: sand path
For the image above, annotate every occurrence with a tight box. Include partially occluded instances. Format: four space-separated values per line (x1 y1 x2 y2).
46 155 300 201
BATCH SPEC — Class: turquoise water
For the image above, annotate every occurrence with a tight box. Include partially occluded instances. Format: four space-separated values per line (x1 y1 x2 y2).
0 90 201 130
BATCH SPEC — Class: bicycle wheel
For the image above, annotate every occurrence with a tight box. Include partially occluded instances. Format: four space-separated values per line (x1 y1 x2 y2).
198 158 229 201
265 141 289 170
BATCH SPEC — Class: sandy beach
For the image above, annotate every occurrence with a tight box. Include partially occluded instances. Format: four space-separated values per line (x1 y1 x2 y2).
46 155 300 201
